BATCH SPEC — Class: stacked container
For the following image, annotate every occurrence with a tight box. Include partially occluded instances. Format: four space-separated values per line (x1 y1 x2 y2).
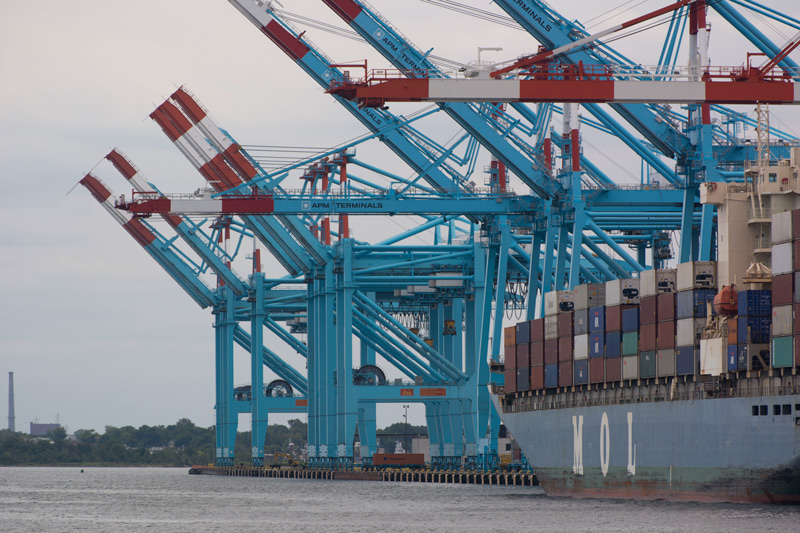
675 262 717 376
530 318 545 389
795 209 800 368
574 284 604 386
737 290 772 371
772 211 795 368
504 326 517 393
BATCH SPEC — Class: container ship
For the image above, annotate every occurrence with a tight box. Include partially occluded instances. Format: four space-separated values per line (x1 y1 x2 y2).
495 174 800 503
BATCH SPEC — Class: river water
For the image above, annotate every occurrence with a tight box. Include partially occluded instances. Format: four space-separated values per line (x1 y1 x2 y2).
0 467 798 532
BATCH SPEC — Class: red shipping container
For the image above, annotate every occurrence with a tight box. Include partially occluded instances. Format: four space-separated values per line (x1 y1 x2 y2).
796 304 800 337
606 358 622 382
530 318 545 343
640 323 657 351
558 312 574 338
558 336 573 362
590 357 604 384
530 341 544 366
796 334 800 367
657 321 675 349
558 361 573 387
505 367 516 393
505 346 516 369
657 293 675 322
606 305 622 332
530 365 545 390
516 343 530 368
544 339 559 365
793 209 800 240
772 273 794 306
504 326 516 347
640 296 657 325
794 240 800 271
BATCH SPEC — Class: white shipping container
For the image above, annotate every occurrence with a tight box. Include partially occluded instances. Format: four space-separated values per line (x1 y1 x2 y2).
677 318 706 347
676 261 717 291
622 356 639 380
544 315 559 340
771 211 793 244
546 290 574 315
700 337 726 376
640 268 677 297
574 283 606 310
574 334 589 360
544 291 558 316
605 278 640 306
771 305 794 337
772 242 793 276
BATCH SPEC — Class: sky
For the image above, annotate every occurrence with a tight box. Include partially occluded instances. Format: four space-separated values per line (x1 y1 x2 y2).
2 0 800 435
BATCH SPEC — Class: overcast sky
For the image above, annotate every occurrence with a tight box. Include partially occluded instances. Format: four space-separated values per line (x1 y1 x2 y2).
2 0 799 435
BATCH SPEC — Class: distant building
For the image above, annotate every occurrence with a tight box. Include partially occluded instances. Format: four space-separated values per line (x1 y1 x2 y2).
30 423 61 436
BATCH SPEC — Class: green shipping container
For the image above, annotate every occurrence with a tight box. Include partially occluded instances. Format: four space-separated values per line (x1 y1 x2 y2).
640 351 656 378
622 332 639 356
772 336 794 368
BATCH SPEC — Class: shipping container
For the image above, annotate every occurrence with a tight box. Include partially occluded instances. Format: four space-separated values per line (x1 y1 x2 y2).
657 349 676 377
795 271 800 303
771 210 794 244
544 315 558 340
590 357 604 384
796 303 800 336
530 318 544 343
589 306 605 332
639 351 656 378
606 305 622 332
605 331 622 358
544 363 558 388
516 321 530 345
545 290 574 316
558 336 573 362
622 356 639 380
737 316 772 344
574 360 589 385
574 333 589 360
530 365 544 390
657 293 676 322
700 337 726 375
737 344 749 371
516 343 530 368
772 336 794 368
589 331 604 358
794 240 800 272
622 331 639 356
640 323 657 351
640 268 677 297
676 346 697 376
574 283 605 310
517 367 530 391
504 345 516 368
558 312 573 338
544 339 559 365
657 321 676 349
677 261 717 291
504 326 516 347
558 361 573 387
738 290 772 316
794 209 800 240
727 317 738 345
727 345 738 372
604 357 620 382
574 309 589 335
772 242 794 276
505 367 517 392
796 334 800 367
677 317 706 347
771 305 793 337
640 296 657 325
772 273 794 306
531 341 544 366
622 307 640 331
605 278 640 306
676 289 717 319
737 343 769 371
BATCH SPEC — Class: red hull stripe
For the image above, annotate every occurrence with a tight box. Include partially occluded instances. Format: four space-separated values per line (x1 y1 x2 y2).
322 0 362 23
171 88 207 123
79 174 112 203
263 19 309 61
122 217 157 247
105 150 138 181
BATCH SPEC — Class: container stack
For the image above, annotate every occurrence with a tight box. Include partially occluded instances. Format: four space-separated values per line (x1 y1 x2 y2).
795 209 800 368
772 211 795 369
676 261 717 376
736 290 771 371
606 279 638 383
574 284 604 386
635 269 677 380
504 325 516 393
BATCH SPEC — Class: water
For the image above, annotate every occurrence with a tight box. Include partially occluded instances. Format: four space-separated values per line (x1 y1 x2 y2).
0 467 798 532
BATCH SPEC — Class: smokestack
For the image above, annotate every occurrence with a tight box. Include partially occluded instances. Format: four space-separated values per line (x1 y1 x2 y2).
8 372 15 432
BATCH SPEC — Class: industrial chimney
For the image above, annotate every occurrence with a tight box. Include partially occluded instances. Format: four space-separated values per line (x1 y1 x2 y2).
8 372 14 432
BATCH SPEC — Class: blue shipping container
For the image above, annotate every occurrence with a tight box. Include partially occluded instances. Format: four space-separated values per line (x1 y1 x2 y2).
738 290 772 317
544 363 558 388
676 289 717 319
737 316 771 344
727 345 738 372
676 346 697 375
605 331 622 358
622 308 639 332
589 306 605 332
516 321 530 345
737 344 749 371
589 331 604 358
574 359 589 385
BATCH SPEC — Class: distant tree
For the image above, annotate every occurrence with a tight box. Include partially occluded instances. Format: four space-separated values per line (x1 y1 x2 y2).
74 429 99 444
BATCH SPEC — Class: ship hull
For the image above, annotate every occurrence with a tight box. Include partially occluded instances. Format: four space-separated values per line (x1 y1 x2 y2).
495 393 800 503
